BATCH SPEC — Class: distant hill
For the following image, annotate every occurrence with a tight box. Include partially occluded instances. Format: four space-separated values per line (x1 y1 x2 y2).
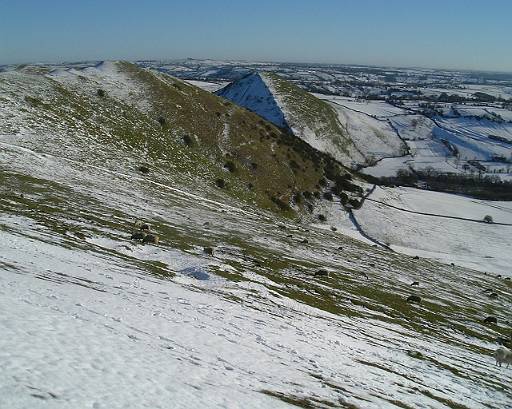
217 72 407 168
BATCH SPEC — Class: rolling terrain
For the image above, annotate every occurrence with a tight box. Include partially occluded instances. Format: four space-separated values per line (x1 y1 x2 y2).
1 61 512 409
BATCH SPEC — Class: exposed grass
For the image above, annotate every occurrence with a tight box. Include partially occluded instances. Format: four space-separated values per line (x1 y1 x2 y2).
265 72 353 156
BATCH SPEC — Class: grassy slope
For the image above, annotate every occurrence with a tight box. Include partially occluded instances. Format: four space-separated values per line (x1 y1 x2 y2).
2 62 353 216
263 72 364 161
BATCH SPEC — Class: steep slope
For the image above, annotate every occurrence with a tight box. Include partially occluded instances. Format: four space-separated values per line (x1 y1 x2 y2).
0 61 362 216
215 72 288 129
2 121 512 408
217 72 407 168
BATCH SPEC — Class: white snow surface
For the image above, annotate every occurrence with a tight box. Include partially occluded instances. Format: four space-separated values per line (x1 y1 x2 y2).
1 132 512 408
327 102 406 162
216 72 288 128
185 80 228 92
355 186 512 275
315 95 409 118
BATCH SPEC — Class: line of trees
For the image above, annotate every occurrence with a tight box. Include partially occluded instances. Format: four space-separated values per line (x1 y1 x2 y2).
372 168 512 201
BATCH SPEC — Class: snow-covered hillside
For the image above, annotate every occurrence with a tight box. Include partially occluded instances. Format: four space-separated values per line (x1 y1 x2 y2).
2 61 512 409
2 134 512 408
216 72 288 129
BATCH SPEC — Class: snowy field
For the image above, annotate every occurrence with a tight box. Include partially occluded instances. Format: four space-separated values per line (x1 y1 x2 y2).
327 102 405 162
355 186 512 275
314 95 409 118
185 79 228 92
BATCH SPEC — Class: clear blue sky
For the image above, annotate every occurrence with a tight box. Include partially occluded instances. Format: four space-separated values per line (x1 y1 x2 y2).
1 0 511 71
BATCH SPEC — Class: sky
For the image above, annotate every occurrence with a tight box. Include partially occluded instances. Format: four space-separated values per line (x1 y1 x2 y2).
1 0 511 71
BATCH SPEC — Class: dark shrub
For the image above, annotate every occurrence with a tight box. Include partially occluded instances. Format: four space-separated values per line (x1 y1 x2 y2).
271 196 291 212
318 214 327 222
183 135 193 146
157 116 166 126
289 160 300 170
338 192 349 205
303 191 313 200
137 165 150 174
406 295 421 303
215 178 226 188
203 247 214 256
292 192 302 204
323 192 333 201
97 89 106 98
348 198 362 209
224 161 237 173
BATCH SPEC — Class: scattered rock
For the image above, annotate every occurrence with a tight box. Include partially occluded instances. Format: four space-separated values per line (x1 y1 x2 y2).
142 234 159 244
215 178 226 188
407 350 424 359
317 214 327 222
411 281 420 286
131 231 146 241
406 295 421 304
488 292 499 299
337 246 343 251
315 269 330 277
137 165 150 174
413 255 420 260
140 223 150 231
301 239 309 244
203 247 214 256
330 226 337 232
484 316 498 324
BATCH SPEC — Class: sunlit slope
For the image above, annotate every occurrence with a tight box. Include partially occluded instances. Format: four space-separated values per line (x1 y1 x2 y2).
2 63 361 214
